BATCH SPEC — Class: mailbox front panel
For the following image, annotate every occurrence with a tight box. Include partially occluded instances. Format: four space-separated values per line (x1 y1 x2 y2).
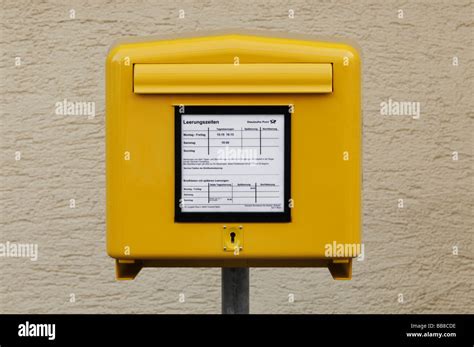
106 34 361 279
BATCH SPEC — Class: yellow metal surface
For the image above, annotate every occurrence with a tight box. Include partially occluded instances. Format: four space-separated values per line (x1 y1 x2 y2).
133 63 333 94
106 34 361 279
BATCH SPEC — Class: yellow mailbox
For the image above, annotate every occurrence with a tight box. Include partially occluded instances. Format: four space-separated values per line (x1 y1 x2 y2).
106 33 361 280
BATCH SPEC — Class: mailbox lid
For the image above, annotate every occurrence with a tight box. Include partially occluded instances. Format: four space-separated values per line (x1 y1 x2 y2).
133 63 333 94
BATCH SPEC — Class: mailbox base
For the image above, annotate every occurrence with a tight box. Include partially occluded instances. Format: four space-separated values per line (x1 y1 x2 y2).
114 259 353 280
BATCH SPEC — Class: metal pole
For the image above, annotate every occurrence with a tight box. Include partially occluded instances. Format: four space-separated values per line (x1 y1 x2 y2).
221 268 249 314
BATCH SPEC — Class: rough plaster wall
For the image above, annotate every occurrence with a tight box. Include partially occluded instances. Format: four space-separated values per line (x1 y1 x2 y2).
0 0 472 314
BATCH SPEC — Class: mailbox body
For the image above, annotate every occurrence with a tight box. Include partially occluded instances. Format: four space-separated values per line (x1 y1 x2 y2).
106 34 361 279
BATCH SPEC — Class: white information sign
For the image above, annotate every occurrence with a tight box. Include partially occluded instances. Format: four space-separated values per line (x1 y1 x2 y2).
180 114 285 213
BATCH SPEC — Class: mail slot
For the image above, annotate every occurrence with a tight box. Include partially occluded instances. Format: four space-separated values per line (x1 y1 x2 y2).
106 34 361 280
133 63 333 94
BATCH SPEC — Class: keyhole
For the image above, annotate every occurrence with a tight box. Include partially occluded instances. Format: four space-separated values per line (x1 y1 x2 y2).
230 232 236 243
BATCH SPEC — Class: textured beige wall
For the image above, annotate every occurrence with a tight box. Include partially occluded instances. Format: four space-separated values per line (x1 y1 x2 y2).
1 0 472 314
